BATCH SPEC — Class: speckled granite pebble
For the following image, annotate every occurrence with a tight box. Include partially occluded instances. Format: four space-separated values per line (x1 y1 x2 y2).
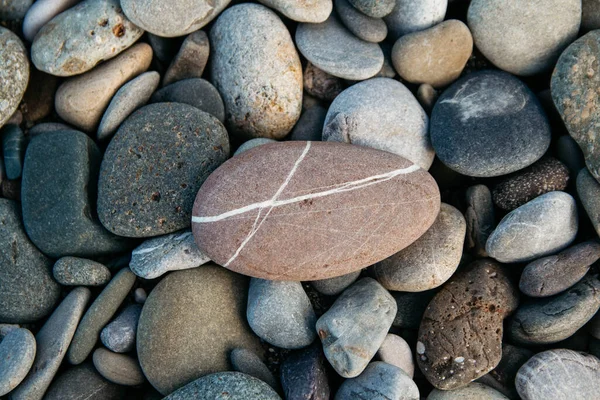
53 257 111 286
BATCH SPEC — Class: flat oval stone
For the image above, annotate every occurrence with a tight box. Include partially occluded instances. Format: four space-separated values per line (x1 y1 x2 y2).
519 241 600 297
93 348 145 386
164 372 281 400
311 270 360 296
392 20 473 88
100 304 141 353
583 0 600 30
335 362 419 400
192 141 440 281
230 348 278 390
211 4 302 140
280 346 330 400
486 191 578 263
258 0 332 22
373 203 466 292
431 70 551 177
22 0 79 41
577 168 600 236
0 328 36 396
31 0 144 76
98 102 230 238
55 43 153 132
465 184 495 257
428 382 510 399
296 14 384 80
323 78 433 170
376 334 414 378
44 363 126 400
384 0 447 40
53 257 112 286
417 260 519 390
121 0 230 37
468 0 581 76
509 274 600 345
137 266 263 395
516 349 600 400
0 27 29 128
0 199 60 323
163 30 209 87
334 0 387 43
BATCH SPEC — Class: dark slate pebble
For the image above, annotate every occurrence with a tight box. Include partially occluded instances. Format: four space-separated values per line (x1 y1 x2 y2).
281 346 330 400
476 344 534 399
1 124 26 180
21 130 131 258
98 103 230 238
289 105 326 141
431 70 551 177
44 363 126 400
492 157 570 211
392 290 437 330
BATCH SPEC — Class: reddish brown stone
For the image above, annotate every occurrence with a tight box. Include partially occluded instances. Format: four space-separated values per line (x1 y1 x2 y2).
192 141 440 281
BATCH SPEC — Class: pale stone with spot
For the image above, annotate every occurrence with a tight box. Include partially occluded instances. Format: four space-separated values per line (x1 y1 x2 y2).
376 334 414 378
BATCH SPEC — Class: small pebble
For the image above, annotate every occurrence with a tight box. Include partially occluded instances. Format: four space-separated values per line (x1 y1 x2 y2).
303 62 345 101
376 334 414 378
234 138 277 156
100 304 142 353
53 257 112 286
280 346 330 400
163 30 210 87
92 347 145 386
417 83 439 113
134 288 147 304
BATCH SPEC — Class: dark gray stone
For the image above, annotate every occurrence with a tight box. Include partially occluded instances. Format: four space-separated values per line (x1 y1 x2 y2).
577 168 600 237
0 27 29 128
334 362 419 400
53 257 112 286
392 290 437 330
151 79 225 123
2 124 25 179
476 344 533 399
465 184 495 257
311 270 360 296
289 105 326 141
583 0 600 31
164 372 281 399
556 135 585 181
230 348 279 391
100 304 142 353
281 346 330 400
335 0 387 42
44 363 126 400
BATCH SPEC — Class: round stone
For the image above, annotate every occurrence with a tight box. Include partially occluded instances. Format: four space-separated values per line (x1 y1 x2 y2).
44 363 126 400
0 328 36 396
0 27 29 128
257 0 332 22
98 102 230 238
384 0 447 40
335 0 387 43
164 372 281 400
22 0 80 41
577 168 600 237
137 266 263 395
486 191 578 263
376 334 414 378
428 382 510 399
100 304 142 353
334 362 419 400
93 348 145 386
233 139 277 156
311 271 360 296
431 70 551 177
53 257 112 286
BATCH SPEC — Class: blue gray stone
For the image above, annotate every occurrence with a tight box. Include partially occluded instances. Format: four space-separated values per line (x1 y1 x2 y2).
0 328 36 396
335 362 419 400
43 363 126 400
384 0 447 40
311 270 360 296
335 0 388 42
100 304 142 353
280 346 330 400
234 139 277 156
2 124 25 179
164 372 281 399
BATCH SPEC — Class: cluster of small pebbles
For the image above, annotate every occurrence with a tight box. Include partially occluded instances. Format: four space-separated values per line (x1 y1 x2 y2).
2 0 600 399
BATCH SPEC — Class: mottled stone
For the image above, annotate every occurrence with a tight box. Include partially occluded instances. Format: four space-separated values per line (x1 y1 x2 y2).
304 63 344 102
163 30 209 87
509 274 600 345
129 229 210 279
519 241 600 297
323 78 433 170
165 372 281 400
376 334 414 378
100 304 141 353
583 0 600 31
44 363 126 400
476 344 534 399
417 260 519 390
258 0 331 22
151 79 225 123
67 268 137 365
0 27 29 128
0 328 36 396
10 288 91 400
392 290 437 330
192 141 440 281
486 192 578 263
428 382 509 399
578 168 600 237
2 124 25 180
384 0 447 40
211 4 302 139
93 348 145 386
280 346 330 400
515 349 600 400
348 0 393 17
22 130 132 258
230 348 278 390
234 139 276 156
465 185 494 258
53 257 112 286
335 362 419 400
335 0 387 42
0 199 60 323
22 0 80 41
468 0 581 76
55 43 153 132
373 203 466 292
316 278 396 378
431 70 551 177
137 266 262 395
98 102 229 238
97 71 160 141
552 31 600 183
392 20 472 88
31 0 144 76
289 105 326 141
296 14 384 80
311 270 360 296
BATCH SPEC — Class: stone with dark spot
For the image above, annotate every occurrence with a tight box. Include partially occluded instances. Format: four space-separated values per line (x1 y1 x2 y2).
0 27 29 128
164 372 281 400
417 260 519 390
464 184 495 258
304 62 345 102
335 362 419 400
44 363 126 400
492 157 570 211
191 141 440 281
98 102 230 238
280 346 330 400
431 70 551 177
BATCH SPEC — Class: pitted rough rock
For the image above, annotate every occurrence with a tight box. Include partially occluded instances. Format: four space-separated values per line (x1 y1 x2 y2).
0 27 29 128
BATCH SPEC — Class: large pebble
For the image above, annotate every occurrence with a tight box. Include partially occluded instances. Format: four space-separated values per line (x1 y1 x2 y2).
335 0 387 43
296 14 384 80
552 31 600 182
311 270 360 296
577 168 600 236
22 0 79 41
384 0 447 40
22 130 131 258
468 0 581 76
129 229 210 279
583 0 600 30
323 78 433 170
373 203 465 292
509 274 600 345
211 4 302 139
163 30 209 87
100 304 142 353
376 334 414 378
44 363 125 400
31 0 144 76
515 349 600 400
98 102 229 238
417 260 519 390
280 346 330 400
67 268 136 365
0 27 29 128
0 328 36 396
9 288 90 400
53 257 112 286
93 348 145 386
431 70 551 177
464 184 495 257
192 141 440 281
0 199 60 323
486 191 578 263
55 43 152 132
230 348 279 390
519 241 600 297
336 362 419 400
137 266 262 395
258 0 331 22
164 372 281 400
428 382 509 399
316 278 396 378
247 279 317 349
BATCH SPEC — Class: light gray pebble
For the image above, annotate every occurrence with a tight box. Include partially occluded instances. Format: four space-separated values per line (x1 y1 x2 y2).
289 105 326 141
0 328 36 396
427 382 510 399
334 362 419 400
92 347 145 386
230 348 279 390
2 124 26 180
234 139 277 156
100 304 142 353
376 334 414 378
22 0 80 41
311 270 360 296
258 0 332 22
335 0 387 43
384 0 447 40
163 30 209 87
0 27 29 128
53 257 112 286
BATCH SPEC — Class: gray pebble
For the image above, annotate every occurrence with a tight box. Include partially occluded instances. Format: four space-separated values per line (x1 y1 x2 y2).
335 362 419 400
163 30 209 87
316 278 396 378
97 71 160 141
428 382 509 399
376 334 414 378
384 0 447 40
0 328 36 396
296 14 384 80
100 304 142 353
234 139 277 156
289 105 326 141
147 33 180 64
476 344 534 399
53 257 112 286
28 122 74 137
134 288 147 304
151 79 225 123
31 0 143 76
0 27 29 128
44 363 126 400
392 290 437 330
258 0 332 22
335 0 387 42
22 0 79 41
583 0 600 31
280 346 330 400
0 0 33 20
509 274 600 345
311 270 360 296
247 278 317 349
0 324 19 339
2 124 25 180
230 348 279 390
348 0 393 17
486 191 578 263
92 347 145 386
577 168 600 237
556 135 585 181
465 184 495 257
129 229 211 280
164 372 281 400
